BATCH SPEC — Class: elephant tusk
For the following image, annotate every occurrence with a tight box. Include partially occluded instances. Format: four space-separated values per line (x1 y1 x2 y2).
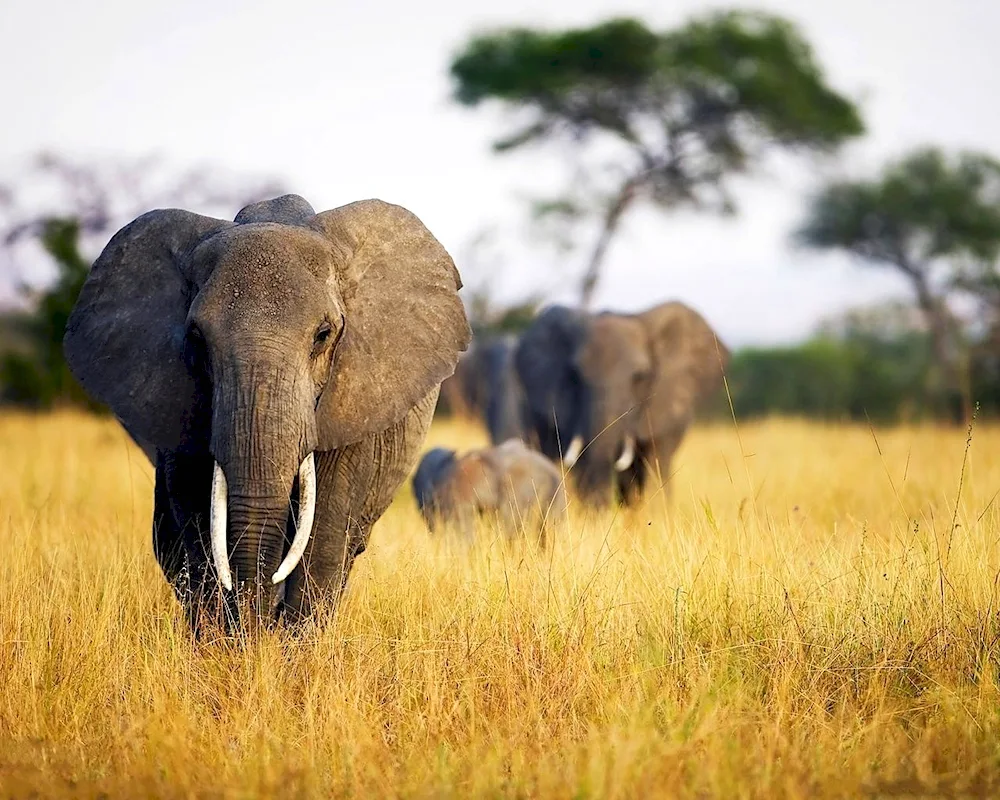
562 435 584 467
272 453 316 585
614 436 636 472
210 462 233 591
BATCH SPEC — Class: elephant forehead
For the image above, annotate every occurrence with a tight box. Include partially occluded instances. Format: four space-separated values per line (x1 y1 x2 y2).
192 225 339 327
582 316 649 370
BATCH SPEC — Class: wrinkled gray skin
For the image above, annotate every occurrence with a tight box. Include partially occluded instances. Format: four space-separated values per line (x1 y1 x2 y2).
412 440 566 544
64 195 471 629
515 301 728 506
439 334 527 444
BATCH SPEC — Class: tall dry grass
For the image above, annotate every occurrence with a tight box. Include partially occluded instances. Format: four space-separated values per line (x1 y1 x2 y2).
2 411 1000 797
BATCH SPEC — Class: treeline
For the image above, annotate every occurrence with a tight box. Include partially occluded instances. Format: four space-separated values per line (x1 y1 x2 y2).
727 339 999 424
724 336 937 423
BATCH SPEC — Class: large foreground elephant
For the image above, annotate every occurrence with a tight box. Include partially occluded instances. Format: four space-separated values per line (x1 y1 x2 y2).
515 302 728 505
64 194 471 628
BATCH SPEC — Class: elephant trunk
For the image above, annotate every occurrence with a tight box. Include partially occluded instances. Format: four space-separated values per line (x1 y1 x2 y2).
210 455 316 592
208 361 318 616
225 487 295 588
573 429 634 504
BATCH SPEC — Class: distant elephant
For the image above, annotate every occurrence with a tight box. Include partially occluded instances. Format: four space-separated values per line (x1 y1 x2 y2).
515 302 728 505
480 335 528 444
412 439 567 543
63 194 471 628
438 333 527 444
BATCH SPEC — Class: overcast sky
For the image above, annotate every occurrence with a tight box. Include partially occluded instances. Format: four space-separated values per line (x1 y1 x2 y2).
1 0 998 346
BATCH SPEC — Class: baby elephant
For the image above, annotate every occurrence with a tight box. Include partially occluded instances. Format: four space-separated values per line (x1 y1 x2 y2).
412 439 568 543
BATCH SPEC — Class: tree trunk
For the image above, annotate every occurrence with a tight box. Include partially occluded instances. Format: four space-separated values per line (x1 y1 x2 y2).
909 269 967 423
579 179 639 309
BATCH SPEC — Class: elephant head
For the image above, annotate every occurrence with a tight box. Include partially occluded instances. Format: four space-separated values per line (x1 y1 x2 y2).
411 446 484 539
64 195 470 613
515 301 727 503
412 447 459 524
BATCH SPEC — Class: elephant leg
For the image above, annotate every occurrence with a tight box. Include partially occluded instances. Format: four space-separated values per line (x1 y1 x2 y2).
155 451 216 628
280 390 438 625
279 448 373 625
152 452 185 585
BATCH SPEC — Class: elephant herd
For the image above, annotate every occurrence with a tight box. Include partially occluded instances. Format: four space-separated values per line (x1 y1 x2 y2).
63 194 727 631
421 300 729 529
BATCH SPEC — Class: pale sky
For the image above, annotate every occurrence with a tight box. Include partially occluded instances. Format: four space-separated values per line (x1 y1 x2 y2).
1 0 998 346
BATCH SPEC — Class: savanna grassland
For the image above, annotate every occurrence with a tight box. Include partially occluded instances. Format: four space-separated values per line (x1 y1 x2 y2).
2 411 1000 798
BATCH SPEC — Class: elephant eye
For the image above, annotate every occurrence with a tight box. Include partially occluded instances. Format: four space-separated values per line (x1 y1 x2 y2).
312 320 339 359
314 322 332 345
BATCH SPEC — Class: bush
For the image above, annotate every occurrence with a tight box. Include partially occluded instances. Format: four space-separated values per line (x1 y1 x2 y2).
0 218 104 411
726 333 932 422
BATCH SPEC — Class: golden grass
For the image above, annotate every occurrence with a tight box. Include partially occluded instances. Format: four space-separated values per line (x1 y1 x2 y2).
2 411 1000 797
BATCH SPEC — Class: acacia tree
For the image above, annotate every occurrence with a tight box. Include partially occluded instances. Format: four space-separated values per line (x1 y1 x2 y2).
450 11 864 306
796 147 1000 420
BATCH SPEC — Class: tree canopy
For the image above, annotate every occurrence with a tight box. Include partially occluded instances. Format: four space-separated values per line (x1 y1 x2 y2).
796 147 1000 274
796 147 1000 419
451 11 864 305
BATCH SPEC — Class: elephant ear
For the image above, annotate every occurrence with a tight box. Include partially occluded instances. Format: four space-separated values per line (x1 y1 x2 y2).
640 301 729 433
514 305 590 440
63 209 232 451
311 200 471 449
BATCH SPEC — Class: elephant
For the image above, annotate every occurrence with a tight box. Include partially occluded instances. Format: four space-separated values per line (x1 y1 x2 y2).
411 439 567 543
514 301 728 505
480 335 527 444
438 333 527 444
63 194 471 629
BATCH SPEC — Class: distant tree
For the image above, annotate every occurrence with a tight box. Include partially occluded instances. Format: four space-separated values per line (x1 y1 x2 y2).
0 153 285 407
726 332 932 424
0 219 99 407
727 340 859 419
796 147 1000 420
450 11 864 306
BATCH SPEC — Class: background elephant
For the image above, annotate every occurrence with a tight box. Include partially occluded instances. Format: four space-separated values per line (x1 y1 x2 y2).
412 439 567 543
63 194 470 628
515 301 728 505
481 335 528 444
438 333 527 444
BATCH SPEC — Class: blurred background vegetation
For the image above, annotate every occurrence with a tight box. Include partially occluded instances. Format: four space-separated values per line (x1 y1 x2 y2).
3 9 1000 424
